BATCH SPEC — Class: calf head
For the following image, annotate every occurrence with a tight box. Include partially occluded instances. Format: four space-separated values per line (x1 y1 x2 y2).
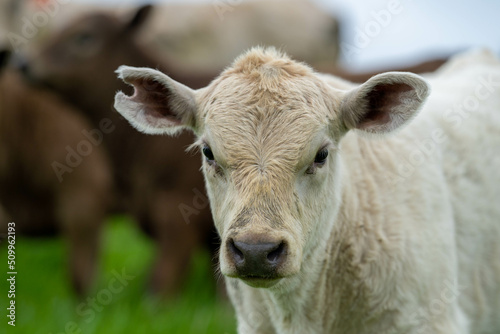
114 48 429 289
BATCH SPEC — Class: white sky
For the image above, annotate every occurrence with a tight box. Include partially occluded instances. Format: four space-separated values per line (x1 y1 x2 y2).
70 0 500 71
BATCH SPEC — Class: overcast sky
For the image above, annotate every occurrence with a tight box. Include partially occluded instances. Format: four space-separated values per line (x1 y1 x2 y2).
74 0 500 71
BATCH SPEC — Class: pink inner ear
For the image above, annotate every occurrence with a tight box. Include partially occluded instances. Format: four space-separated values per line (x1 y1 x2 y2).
128 77 182 125
360 83 413 129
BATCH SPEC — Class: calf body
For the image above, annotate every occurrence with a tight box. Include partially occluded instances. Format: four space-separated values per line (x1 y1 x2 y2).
114 48 500 333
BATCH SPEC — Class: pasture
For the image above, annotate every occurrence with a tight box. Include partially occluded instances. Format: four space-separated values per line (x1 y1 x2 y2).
0 217 235 334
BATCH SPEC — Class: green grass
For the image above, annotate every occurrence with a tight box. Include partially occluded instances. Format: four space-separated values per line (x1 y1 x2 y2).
0 217 236 334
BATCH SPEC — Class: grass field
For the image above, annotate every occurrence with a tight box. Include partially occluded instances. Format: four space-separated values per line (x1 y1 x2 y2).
0 216 236 334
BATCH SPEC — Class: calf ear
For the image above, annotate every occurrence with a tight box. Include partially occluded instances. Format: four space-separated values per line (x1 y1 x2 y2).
114 66 198 135
340 72 429 134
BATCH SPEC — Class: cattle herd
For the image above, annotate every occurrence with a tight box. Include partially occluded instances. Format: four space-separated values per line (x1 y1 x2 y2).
0 1 499 333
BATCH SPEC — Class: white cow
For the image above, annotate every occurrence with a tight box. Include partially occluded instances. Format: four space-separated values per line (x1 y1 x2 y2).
113 47 500 334
6 0 339 73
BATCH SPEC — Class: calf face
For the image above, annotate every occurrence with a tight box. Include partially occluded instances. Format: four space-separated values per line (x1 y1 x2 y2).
114 48 429 288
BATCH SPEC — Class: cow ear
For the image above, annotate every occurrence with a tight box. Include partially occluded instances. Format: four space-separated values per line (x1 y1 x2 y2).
340 72 429 134
0 49 11 72
114 66 198 135
124 4 153 33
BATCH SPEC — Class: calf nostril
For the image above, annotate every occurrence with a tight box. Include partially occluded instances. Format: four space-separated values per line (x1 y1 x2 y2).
229 239 244 263
267 242 286 263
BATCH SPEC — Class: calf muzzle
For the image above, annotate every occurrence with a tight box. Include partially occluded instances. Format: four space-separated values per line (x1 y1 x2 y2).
227 237 287 278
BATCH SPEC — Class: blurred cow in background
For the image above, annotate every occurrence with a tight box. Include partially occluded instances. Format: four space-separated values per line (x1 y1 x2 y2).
19 5 218 296
7 0 340 73
324 57 448 83
0 49 112 295
140 0 340 73
4 0 446 84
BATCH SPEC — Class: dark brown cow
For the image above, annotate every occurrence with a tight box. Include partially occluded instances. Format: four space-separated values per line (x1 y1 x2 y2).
0 50 112 295
320 58 448 83
21 6 217 295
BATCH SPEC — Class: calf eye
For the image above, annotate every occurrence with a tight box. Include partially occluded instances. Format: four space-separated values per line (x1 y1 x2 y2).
314 148 329 165
202 145 215 162
306 147 329 175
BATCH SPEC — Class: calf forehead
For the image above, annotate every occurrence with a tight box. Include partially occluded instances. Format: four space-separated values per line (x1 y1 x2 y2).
202 74 330 168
